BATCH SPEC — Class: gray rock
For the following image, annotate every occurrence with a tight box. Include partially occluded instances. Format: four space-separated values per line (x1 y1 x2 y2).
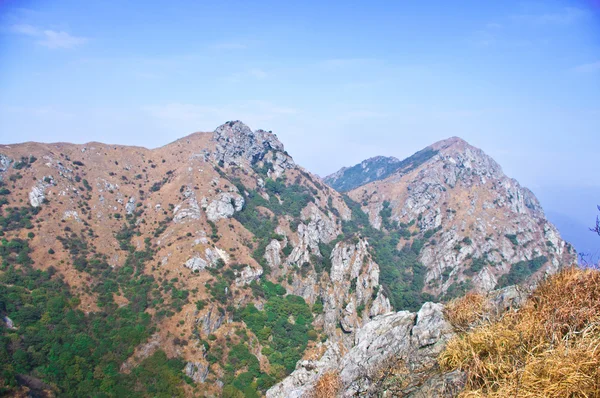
235 265 263 286
2 316 15 329
29 178 53 207
125 196 136 215
205 192 244 222
268 302 456 398
185 256 208 272
174 187 202 223
0 154 12 174
184 362 209 383
199 306 225 336
212 121 285 167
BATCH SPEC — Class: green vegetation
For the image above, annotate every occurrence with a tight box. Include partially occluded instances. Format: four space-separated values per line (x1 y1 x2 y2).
205 282 314 396
341 196 431 311
465 257 487 276
0 206 39 232
238 289 313 374
0 207 189 396
497 256 548 288
505 234 519 246
232 177 314 273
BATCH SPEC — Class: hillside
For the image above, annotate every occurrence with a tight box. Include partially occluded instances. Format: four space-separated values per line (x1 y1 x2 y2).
327 137 576 302
0 123 575 397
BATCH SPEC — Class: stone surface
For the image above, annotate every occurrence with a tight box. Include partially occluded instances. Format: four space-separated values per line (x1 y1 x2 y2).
184 362 209 383
267 301 456 398
205 192 244 222
184 256 208 272
212 121 285 167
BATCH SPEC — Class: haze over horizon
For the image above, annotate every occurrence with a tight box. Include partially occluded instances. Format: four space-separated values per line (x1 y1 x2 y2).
0 0 598 255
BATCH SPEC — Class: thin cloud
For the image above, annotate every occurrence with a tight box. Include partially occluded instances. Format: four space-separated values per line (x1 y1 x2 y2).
225 68 268 83
572 61 600 73
209 40 252 50
319 58 381 69
511 7 589 26
248 68 267 79
11 23 87 49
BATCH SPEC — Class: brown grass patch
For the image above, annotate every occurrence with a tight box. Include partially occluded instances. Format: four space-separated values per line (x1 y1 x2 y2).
439 267 600 397
311 372 341 398
444 292 490 332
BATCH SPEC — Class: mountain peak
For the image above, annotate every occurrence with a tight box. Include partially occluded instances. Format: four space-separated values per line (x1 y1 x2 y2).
214 120 253 136
212 120 286 166
429 136 470 151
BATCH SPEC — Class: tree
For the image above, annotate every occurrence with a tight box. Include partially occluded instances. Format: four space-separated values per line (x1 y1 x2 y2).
592 205 600 236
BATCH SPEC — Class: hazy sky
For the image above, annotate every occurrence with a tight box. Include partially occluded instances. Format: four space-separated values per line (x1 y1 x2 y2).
0 0 599 253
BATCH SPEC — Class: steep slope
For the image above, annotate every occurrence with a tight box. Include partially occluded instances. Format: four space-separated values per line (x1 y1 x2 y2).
0 121 392 397
334 137 575 305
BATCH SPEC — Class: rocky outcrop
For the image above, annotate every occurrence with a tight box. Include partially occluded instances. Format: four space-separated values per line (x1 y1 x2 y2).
235 265 263 286
172 185 206 223
184 362 209 383
267 301 458 398
0 154 12 175
198 306 226 336
185 256 209 272
321 239 392 338
287 204 339 267
125 196 136 215
28 176 53 207
2 316 15 330
205 192 244 222
212 121 285 167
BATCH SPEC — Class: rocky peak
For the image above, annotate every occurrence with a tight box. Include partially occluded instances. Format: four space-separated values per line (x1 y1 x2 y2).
212 120 286 166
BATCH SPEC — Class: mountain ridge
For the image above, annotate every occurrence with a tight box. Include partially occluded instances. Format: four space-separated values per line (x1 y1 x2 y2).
0 121 575 397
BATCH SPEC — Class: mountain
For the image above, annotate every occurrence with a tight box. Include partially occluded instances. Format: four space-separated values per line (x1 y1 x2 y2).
0 123 575 397
327 137 576 302
323 156 401 192
323 147 438 193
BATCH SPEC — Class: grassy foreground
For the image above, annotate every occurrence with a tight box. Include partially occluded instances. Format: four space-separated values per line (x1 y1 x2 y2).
439 267 600 397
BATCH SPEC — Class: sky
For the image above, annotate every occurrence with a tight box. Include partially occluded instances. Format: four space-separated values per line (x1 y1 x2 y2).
0 0 599 255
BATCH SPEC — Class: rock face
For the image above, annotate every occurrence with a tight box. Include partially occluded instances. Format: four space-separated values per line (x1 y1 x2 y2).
205 192 244 222
184 362 209 383
29 177 53 207
267 301 459 398
184 256 208 272
212 120 286 167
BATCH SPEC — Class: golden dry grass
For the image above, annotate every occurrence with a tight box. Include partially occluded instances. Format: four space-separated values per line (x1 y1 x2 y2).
439 267 600 397
444 292 491 332
311 372 341 398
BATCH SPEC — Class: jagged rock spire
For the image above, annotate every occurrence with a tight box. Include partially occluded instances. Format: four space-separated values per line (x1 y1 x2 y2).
212 120 285 166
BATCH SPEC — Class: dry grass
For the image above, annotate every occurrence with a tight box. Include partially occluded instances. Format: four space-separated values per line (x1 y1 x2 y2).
439 267 600 397
444 292 491 332
311 371 341 398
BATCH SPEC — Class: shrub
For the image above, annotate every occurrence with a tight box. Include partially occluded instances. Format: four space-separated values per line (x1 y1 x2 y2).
504 234 519 246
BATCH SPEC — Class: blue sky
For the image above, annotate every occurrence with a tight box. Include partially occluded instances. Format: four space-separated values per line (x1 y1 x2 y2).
0 0 599 254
